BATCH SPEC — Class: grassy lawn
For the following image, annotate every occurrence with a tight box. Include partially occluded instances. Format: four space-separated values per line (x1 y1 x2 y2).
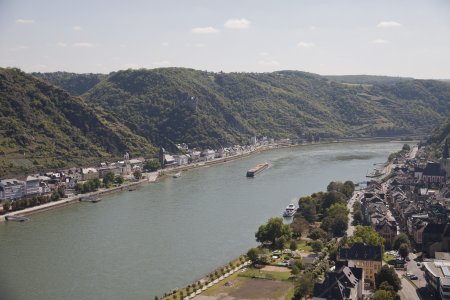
239 268 292 281
297 240 313 252
384 253 395 264
202 271 293 300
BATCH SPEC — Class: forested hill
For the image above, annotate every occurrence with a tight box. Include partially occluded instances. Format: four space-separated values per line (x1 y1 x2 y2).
82 68 450 148
2 67 450 175
33 71 105 96
0 68 156 176
428 117 450 158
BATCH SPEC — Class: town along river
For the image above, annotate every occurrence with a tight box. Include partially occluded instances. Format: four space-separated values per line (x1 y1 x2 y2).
0 141 404 299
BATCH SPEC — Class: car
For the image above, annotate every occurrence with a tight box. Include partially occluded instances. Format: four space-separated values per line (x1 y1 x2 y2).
417 262 421 267
406 256 411 261
409 275 418 280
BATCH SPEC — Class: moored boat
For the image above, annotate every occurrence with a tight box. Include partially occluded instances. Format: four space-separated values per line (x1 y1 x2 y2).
5 215 28 222
173 172 181 178
283 204 297 217
246 162 269 177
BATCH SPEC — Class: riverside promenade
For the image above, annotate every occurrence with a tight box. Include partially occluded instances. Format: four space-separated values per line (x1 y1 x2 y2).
0 172 159 222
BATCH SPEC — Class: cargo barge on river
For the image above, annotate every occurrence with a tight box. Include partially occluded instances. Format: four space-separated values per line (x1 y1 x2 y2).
246 162 269 177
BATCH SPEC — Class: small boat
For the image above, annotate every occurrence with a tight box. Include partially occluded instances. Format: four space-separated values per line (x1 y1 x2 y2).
5 215 28 222
79 196 101 203
246 162 269 177
283 204 297 217
173 172 181 178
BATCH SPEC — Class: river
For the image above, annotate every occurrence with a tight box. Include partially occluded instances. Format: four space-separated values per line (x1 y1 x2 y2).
0 141 403 299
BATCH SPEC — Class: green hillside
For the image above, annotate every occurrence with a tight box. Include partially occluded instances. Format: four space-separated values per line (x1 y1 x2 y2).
0 68 156 176
33 71 106 96
82 68 450 148
2 67 450 176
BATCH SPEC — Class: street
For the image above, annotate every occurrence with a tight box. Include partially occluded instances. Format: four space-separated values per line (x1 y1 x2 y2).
346 190 363 237
396 253 436 300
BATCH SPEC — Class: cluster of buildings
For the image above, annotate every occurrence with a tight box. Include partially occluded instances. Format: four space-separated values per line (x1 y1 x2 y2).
423 252 450 300
361 182 399 249
160 137 282 168
313 243 383 299
385 147 450 259
0 154 145 203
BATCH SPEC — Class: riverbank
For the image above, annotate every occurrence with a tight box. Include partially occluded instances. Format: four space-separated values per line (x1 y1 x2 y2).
0 172 159 222
0 138 408 221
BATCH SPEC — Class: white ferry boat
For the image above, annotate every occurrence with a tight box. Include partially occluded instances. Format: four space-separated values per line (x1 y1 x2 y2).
283 204 297 217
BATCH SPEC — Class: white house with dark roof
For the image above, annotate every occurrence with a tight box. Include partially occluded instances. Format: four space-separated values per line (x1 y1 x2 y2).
25 175 41 196
0 179 25 200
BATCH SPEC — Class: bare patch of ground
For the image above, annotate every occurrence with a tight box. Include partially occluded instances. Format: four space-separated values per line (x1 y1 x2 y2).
261 265 290 272
200 276 293 300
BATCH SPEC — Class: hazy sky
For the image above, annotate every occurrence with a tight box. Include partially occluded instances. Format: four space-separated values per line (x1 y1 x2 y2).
1 0 449 78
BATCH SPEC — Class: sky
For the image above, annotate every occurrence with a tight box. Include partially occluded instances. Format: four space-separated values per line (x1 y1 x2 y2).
0 0 449 78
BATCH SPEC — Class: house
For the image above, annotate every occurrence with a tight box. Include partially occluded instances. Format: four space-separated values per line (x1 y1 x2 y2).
0 179 25 200
313 262 363 300
81 168 99 181
163 154 176 166
422 162 446 184
374 217 398 248
25 176 41 196
423 258 450 299
129 158 144 170
201 149 215 161
407 215 428 246
337 243 382 287
422 223 450 258
174 155 189 166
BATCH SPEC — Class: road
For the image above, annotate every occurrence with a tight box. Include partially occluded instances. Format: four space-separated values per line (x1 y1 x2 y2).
346 191 363 237
396 253 436 300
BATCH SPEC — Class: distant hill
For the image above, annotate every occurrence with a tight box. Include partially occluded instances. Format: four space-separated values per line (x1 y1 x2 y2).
0 68 156 177
2 67 450 176
428 117 450 158
325 75 413 85
33 71 106 96
81 68 450 148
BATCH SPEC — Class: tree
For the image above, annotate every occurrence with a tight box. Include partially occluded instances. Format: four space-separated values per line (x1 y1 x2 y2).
2 200 11 212
133 170 142 180
295 272 314 298
322 191 346 210
308 228 327 240
103 172 115 187
292 258 304 273
144 159 161 172
352 210 364 226
402 144 411 151
290 240 298 251
398 243 409 261
255 217 292 246
115 175 124 184
373 289 395 300
298 196 317 222
348 226 385 252
320 204 349 237
290 216 309 238
247 248 258 262
310 240 324 252
393 233 410 250
375 265 402 292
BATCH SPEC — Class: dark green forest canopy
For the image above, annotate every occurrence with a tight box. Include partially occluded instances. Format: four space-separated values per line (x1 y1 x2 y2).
2 66 450 175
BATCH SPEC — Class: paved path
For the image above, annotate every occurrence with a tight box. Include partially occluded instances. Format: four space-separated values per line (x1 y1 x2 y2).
346 191 362 237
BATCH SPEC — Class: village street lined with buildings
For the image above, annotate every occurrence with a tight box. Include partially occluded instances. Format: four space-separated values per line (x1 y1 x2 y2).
0 137 293 220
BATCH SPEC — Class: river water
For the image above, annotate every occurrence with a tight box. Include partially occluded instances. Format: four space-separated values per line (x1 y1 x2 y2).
0 141 403 299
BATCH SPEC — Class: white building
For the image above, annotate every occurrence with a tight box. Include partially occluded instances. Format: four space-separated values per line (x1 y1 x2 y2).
174 155 189 166
0 179 25 200
201 149 216 161
25 176 41 196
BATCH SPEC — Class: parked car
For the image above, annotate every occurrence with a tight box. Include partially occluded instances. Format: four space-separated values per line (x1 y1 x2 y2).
409 275 418 280
406 256 411 261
